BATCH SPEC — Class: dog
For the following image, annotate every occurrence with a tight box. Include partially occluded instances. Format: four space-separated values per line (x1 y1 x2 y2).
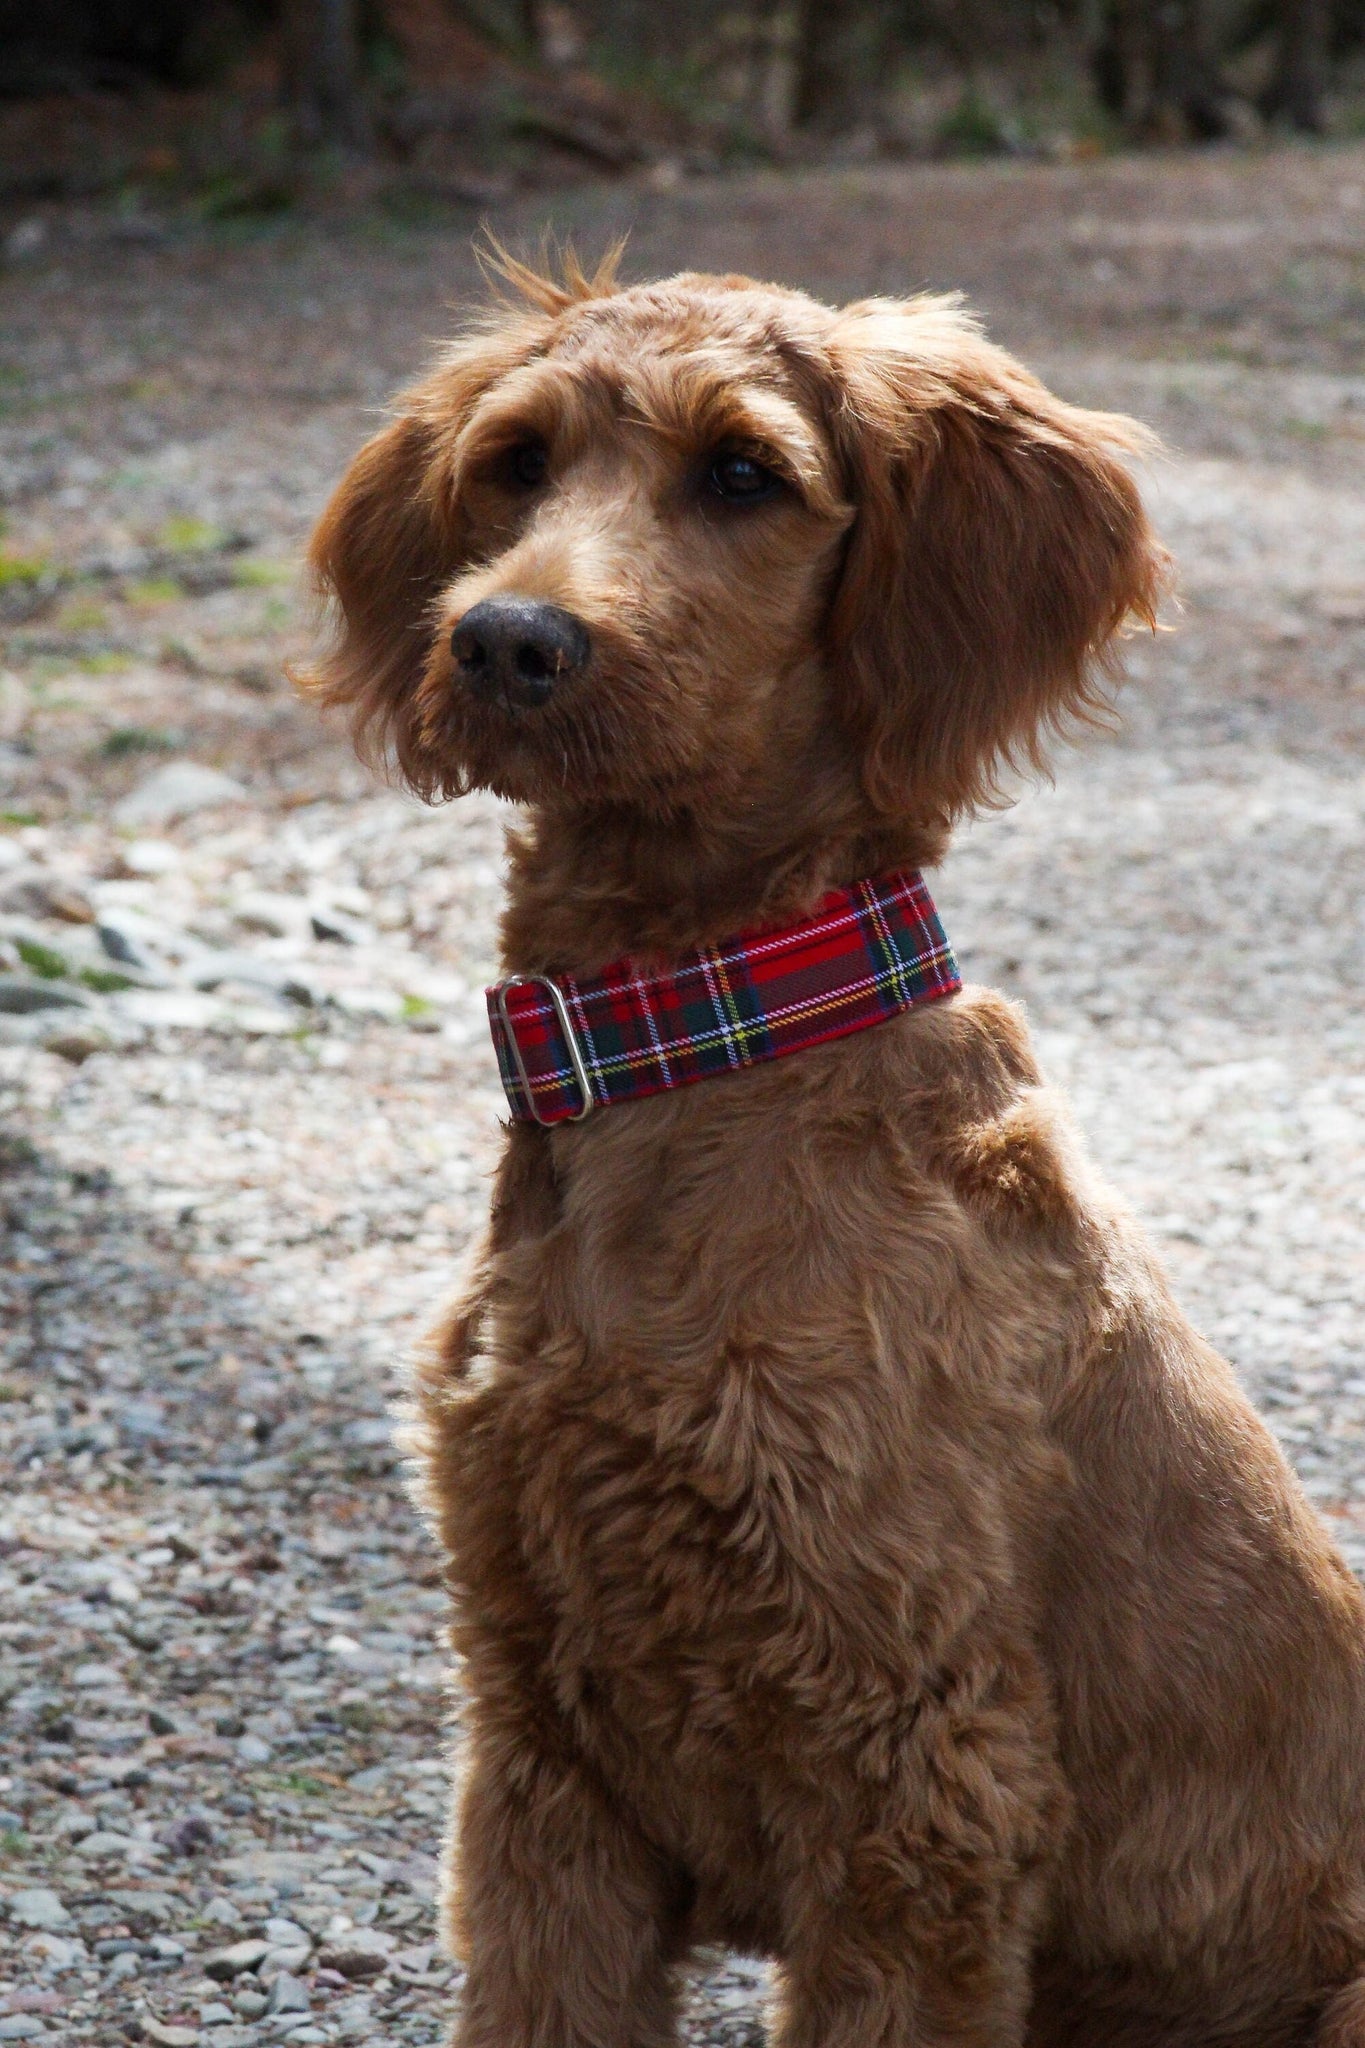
307 248 1365 2048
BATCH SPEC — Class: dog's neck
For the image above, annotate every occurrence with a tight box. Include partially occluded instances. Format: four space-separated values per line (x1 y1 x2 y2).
497 785 949 979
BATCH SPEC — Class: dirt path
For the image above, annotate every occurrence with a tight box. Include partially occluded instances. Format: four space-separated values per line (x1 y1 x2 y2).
1 148 1363 2047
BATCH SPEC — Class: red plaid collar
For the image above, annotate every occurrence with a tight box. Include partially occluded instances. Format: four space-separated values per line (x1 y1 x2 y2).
487 869 960 1127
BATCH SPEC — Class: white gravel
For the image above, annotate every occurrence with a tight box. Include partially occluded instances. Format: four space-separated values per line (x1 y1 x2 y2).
1 163 1363 2047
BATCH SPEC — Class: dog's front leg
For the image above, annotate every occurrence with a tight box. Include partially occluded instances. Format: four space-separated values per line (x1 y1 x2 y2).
451 1734 686 2048
773 1866 1038 2048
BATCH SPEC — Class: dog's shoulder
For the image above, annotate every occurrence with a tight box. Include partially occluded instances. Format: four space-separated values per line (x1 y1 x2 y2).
878 985 1091 1237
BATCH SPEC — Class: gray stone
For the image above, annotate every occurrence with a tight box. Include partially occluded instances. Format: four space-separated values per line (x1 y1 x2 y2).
188 951 307 1001
118 837 181 878
204 1937 270 1980
73 1829 133 1857
328 985 404 1022
262 1944 311 1974
0 2017 48 2040
113 761 249 828
5 1890 70 1931
72 1662 121 1687
232 891 310 939
0 975 91 1013
111 988 222 1030
266 1970 312 2014
309 905 367 945
200 1896 245 1928
105 1889 178 1923
263 1918 311 1951
96 915 157 968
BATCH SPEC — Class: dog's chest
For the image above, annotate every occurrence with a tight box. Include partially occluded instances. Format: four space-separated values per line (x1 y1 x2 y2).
450 1081 1065 1776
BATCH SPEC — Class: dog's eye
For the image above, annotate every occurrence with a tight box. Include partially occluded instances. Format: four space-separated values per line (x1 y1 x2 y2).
507 442 548 489
707 451 780 504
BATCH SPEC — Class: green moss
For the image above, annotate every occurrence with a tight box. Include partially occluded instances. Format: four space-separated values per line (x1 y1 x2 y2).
0 549 49 587
16 937 69 979
231 558 292 588
158 515 224 553
79 967 136 993
100 725 179 758
76 652 134 675
56 598 108 632
337 1701 384 1731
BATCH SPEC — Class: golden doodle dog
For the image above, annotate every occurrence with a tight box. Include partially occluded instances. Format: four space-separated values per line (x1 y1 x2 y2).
307 249 1365 2048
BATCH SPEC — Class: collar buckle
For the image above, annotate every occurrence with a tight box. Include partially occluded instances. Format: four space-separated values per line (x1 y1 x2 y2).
494 973 595 1126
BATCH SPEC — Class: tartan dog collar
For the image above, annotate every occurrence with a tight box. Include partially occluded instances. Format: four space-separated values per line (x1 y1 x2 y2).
486 869 960 1127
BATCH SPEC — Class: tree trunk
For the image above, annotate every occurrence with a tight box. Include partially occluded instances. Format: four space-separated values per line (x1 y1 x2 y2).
1094 0 1228 141
1262 0 1329 132
282 0 368 151
792 0 871 135
1150 0 1227 138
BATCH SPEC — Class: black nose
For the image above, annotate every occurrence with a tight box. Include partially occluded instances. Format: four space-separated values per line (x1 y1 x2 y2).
451 597 590 709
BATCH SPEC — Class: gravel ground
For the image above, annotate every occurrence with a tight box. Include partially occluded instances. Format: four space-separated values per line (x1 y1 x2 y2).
1 148 1363 2046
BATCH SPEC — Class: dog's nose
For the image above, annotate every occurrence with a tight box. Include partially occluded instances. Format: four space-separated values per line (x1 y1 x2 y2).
451 597 590 710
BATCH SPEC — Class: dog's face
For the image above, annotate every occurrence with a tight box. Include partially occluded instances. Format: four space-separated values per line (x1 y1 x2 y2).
417 282 854 814
309 257 1166 843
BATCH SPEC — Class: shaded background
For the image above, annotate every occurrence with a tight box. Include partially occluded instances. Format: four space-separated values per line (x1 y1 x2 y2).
2 0 1365 213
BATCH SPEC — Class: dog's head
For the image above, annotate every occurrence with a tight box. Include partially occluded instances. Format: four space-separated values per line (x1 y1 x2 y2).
308 250 1166 851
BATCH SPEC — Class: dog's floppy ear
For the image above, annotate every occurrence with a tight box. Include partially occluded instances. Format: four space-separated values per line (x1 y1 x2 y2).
824 296 1168 821
304 320 545 794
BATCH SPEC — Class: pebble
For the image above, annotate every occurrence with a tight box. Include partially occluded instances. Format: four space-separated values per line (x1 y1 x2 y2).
0 868 95 923
113 761 250 828
71 1662 122 1688
39 1020 113 1063
4 1890 70 1931
318 1943 388 1979
264 1919 312 1951
119 838 183 877
0 974 90 1013
266 1971 312 2014
204 1937 270 1980
73 1827 134 1855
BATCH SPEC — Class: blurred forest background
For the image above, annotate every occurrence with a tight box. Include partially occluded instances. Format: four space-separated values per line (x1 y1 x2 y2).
2 0 1365 215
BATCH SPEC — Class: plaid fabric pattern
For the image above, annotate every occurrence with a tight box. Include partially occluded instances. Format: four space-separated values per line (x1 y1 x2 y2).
487 869 960 1126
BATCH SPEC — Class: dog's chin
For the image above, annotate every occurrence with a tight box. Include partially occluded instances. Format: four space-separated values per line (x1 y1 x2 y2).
412 679 712 814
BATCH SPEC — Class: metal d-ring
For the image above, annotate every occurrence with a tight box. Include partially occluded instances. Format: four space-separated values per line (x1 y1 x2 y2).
495 974 595 1125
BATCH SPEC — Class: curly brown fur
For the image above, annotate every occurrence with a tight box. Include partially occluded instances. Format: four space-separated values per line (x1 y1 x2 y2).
307 254 1365 2048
